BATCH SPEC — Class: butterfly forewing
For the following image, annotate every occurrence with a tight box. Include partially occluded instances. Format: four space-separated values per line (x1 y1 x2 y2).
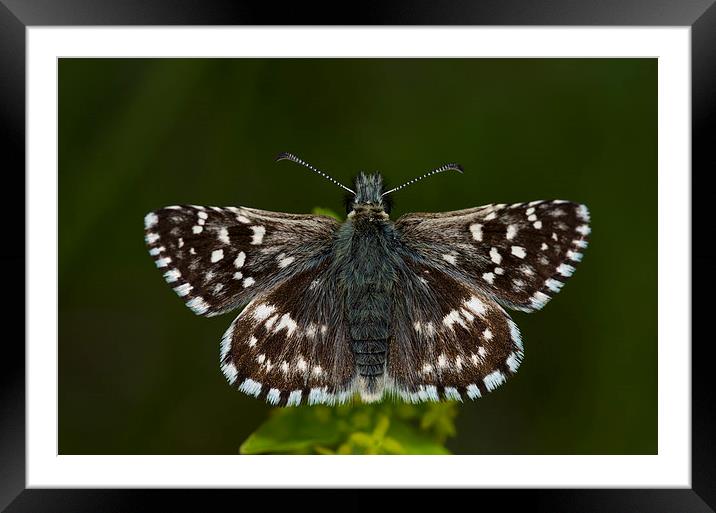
387 259 523 402
396 200 590 312
144 205 339 317
220 262 355 406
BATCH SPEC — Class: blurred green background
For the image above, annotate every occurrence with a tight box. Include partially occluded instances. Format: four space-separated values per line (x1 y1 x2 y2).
59 58 656 455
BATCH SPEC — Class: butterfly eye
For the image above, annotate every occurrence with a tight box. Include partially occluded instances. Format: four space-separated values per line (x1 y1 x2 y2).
343 193 355 214
382 195 393 214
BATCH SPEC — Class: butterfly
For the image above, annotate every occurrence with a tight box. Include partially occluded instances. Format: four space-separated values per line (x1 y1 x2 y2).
144 153 590 406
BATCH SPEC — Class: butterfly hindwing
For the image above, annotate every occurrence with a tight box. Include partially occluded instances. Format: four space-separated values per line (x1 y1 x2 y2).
144 205 339 317
387 259 523 402
395 200 590 312
220 262 356 406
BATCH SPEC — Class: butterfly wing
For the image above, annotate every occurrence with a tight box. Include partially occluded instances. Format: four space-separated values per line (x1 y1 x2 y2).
220 261 355 406
395 200 590 312
387 257 523 402
144 205 339 317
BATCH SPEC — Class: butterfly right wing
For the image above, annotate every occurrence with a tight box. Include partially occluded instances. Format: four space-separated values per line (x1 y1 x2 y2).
387 257 524 402
395 200 590 312
220 260 356 406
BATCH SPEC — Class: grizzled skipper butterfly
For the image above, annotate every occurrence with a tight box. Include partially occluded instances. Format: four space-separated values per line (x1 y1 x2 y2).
144 153 590 406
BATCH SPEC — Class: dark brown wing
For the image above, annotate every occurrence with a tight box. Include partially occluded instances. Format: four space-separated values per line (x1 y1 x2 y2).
220 262 355 406
395 200 590 312
144 205 339 317
387 258 523 402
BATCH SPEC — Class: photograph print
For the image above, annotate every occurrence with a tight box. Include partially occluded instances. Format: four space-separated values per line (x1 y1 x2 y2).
59 58 656 455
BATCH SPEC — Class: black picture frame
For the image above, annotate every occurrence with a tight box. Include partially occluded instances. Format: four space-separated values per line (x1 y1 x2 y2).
2 1 713 511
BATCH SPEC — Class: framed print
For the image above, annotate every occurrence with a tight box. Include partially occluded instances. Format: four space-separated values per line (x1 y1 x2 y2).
2 0 714 511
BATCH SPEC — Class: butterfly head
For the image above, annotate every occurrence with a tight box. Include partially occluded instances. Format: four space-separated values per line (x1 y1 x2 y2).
348 172 390 219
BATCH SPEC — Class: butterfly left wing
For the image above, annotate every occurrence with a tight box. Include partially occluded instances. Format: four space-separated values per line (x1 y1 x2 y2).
220 261 356 406
144 205 339 317
395 200 590 312
387 258 523 402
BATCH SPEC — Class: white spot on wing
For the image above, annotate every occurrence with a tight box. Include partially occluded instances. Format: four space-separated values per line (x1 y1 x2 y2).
297 357 307 372
545 278 564 292
464 297 486 316
490 247 502 264
253 303 276 321
444 387 462 401
144 212 158 229
506 225 518 240
469 223 483 241
273 314 298 336
567 250 583 262
506 352 522 373
287 390 302 406
250 225 266 245
186 296 210 315
266 389 281 405
443 310 466 329
234 251 246 268
221 362 238 384
508 319 522 350
192 225 203 234
278 255 296 268
173 283 192 296
576 224 591 236
243 277 255 287
577 204 590 222
210 249 224 263
483 370 506 391
466 384 481 399
482 272 495 284
217 227 230 244
530 291 551 310
511 246 526 258
238 378 262 397
145 232 159 244
164 269 181 283
557 263 575 277
442 253 457 265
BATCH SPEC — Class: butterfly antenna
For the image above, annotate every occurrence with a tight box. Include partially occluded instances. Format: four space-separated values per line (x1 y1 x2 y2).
275 152 355 195
382 162 464 196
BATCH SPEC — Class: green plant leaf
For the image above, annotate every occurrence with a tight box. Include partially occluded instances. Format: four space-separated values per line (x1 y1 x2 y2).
239 407 344 454
311 206 342 221
386 419 451 455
